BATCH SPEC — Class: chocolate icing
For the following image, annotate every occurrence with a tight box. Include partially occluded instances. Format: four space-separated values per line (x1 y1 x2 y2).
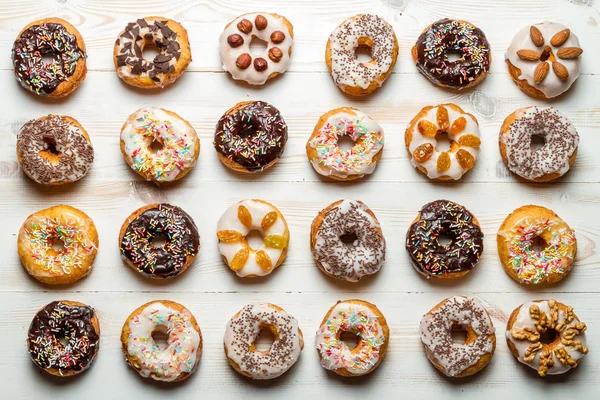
406 200 483 277
415 19 490 89
214 101 288 172
120 204 200 278
27 301 99 373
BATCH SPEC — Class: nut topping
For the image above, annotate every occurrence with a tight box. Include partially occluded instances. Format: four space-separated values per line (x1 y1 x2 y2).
517 49 541 61
534 61 550 84
268 47 283 62
550 29 570 47
557 47 583 59
552 61 569 80
270 31 286 44
530 26 544 47
255 15 268 31
227 34 244 48
254 57 268 72
236 53 251 69
237 19 253 34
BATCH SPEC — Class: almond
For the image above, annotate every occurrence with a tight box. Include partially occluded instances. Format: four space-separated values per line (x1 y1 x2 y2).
550 29 570 47
530 26 544 47
238 205 252 228
552 61 569 81
534 61 550 84
418 120 438 138
413 143 434 163
436 106 449 131
456 149 475 169
450 117 467 135
458 134 481 148
230 248 249 271
517 49 541 61
437 152 450 172
557 47 583 59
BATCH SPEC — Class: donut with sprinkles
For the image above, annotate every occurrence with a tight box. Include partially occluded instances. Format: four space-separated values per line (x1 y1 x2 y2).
17 205 99 285
497 205 577 285
412 18 491 90
27 300 100 377
326 14 399 96
12 17 87 97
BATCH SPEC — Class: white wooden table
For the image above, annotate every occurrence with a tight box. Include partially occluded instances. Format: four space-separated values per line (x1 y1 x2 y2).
1 0 599 398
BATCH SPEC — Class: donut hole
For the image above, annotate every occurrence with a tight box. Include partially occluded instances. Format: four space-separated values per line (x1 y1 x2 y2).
355 44 373 64
58 335 69 348
150 233 168 248
41 52 57 65
451 324 468 344
540 328 558 345
249 37 268 56
254 327 275 352
50 237 66 254
245 230 264 251
142 42 161 63
434 131 453 152
340 232 359 247
337 135 356 153
530 134 547 151
540 46 554 62
151 326 169 350
437 232 454 247
530 236 548 253
237 119 260 138
339 331 359 350
446 48 464 63
41 136 60 157
149 139 164 153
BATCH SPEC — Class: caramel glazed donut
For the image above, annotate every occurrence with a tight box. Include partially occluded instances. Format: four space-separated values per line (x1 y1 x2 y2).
114 17 191 88
120 107 199 183
12 18 87 97
18 205 99 285
17 115 94 186
326 14 398 96
406 200 483 279
406 104 481 180
420 296 496 378
27 300 100 377
217 199 289 278
306 107 384 181
499 107 579 183
224 303 303 380
505 22 582 99
219 13 294 85
506 299 588 376
315 299 389 377
412 18 491 90
121 300 202 382
497 205 576 285
310 200 386 282
214 101 288 173
119 203 200 279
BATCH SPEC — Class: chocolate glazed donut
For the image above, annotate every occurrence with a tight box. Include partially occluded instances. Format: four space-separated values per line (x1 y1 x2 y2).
119 203 200 278
406 200 483 279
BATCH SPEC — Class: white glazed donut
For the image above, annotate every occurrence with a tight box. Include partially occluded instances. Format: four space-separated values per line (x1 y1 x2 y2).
405 103 481 180
505 22 582 99
223 303 303 380
306 107 384 181
310 200 386 282
120 106 199 183
217 199 289 278
219 13 294 85
121 300 202 382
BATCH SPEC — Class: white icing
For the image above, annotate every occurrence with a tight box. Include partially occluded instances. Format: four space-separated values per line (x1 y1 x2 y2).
120 107 198 182
408 106 480 180
420 296 495 377
506 300 587 375
219 13 293 85
223 304 302 380
505 22 581 98
126 302 201 382
308 110 384 179
217 199 288 277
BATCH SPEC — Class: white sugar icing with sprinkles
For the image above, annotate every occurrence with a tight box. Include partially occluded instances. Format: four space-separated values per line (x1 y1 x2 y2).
327 14 397 90
120 107 198 182
125 301 201 382
308 109 384 179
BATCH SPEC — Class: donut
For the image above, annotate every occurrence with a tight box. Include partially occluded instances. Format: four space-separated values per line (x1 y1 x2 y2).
499 107 579 182
405 104 481 180
505 22 582 99
18 205 98 285
310 200 385 282
420 296 496 378
12 18 87 97
306 107 384 181
497 205 577 285
121 300 202 382
27 300 100 377
315 299 389 377
120 107 199 183
119 203 200 279
217 199 289 278
406 200 484 279
214 101 288 173
326 14 398 96
412 19 491 90
16 115 94 186
224 303 303 380
506 299 588 376
114 17 191 89
219 13 294 85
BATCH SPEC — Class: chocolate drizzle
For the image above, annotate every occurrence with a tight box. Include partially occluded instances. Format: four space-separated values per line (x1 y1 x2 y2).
406 200 483 277
12 22 86 95
115 18 181 83
27 301 99 373
17 115 94 185
120 204 199 278
415 19 490 89
214 101 288 172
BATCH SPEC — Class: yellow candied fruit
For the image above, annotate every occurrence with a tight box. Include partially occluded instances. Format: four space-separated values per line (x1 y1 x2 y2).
230 248 249 271
261 212 278 230
264 234 288 249
238 205 252 228
217 230 243 243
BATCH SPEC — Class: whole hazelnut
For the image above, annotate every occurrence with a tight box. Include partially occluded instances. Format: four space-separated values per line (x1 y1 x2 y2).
254 57 268 72
237 19 252 34
268 47 283 63
227 34 244 48
236 53 252 69
270 31 285 44
255 15 268 31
